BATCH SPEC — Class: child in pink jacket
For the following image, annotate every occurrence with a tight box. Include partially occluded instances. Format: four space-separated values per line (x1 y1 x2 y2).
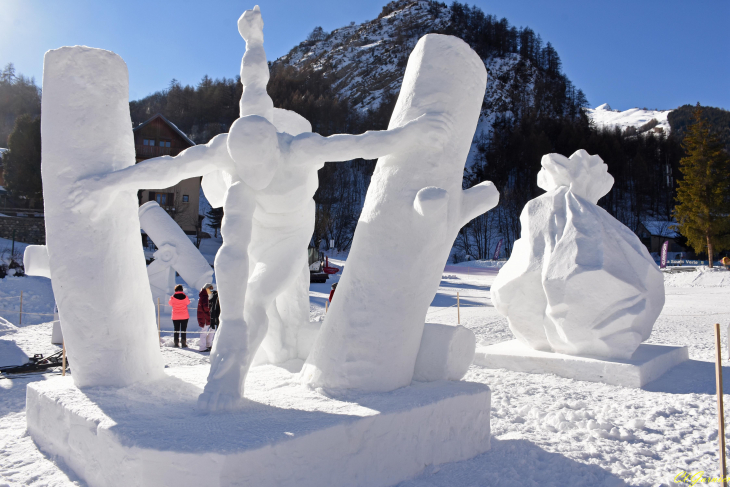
168 284 191 348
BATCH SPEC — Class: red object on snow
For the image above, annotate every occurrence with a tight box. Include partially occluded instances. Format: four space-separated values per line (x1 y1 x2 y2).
323 256 340 275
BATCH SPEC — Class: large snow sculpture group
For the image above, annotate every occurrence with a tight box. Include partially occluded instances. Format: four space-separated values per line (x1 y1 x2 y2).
39 5 665 411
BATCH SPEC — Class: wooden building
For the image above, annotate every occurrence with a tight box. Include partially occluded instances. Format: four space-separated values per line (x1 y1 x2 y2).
133 114 201 234
636 220 688 254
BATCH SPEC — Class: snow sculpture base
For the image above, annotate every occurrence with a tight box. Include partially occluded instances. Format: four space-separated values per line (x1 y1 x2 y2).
26 364 491 487
473 340 688 388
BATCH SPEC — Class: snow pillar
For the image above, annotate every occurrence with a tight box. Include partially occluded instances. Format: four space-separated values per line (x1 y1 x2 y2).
301 35 497 392
41 46 164 387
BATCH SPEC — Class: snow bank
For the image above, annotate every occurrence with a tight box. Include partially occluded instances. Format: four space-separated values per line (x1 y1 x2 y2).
27 364 491 487
664 266 730 287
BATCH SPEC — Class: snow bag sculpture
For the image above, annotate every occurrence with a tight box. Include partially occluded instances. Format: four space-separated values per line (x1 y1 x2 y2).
42 47 164 387
492 150 665 359
301 34 499 392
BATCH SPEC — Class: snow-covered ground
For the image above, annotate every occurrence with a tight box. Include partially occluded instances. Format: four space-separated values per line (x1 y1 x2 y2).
586 103 672 134
2 258 729 486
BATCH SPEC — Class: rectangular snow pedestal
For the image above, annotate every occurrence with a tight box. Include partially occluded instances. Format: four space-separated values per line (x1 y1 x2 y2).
473 340 688 388
26 364 490 487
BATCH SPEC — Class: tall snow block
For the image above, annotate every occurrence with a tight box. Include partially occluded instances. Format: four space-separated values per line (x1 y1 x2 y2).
301 34 498 392
41 47 163 387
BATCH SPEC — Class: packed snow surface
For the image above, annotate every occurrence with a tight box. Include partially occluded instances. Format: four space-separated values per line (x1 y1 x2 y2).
586 103 672 134
1 262 730 485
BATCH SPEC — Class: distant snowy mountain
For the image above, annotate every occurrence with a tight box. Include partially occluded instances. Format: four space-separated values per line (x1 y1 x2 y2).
585 103 672 135
275 0 544 166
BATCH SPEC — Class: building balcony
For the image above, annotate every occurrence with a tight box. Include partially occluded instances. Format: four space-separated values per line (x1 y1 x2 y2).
135 145 184 159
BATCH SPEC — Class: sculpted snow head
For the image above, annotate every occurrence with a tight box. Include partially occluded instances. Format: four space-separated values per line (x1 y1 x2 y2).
537 149 613 204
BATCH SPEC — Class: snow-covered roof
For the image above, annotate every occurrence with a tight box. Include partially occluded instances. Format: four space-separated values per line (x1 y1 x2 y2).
641 220 679 238
133 114 195 146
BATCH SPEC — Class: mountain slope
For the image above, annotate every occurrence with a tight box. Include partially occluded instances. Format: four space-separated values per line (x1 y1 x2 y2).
585 103 672 135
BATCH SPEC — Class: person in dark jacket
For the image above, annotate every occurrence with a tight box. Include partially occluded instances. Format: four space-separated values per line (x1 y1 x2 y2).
169 284 191 348
198 283 214 351
209 289 221 330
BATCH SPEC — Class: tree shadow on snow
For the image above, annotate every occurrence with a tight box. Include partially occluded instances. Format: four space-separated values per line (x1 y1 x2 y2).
642 359 730 395
395 437 628 487
438 281 491 292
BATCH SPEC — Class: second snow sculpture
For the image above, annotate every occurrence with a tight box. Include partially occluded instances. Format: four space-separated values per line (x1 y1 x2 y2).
139 201 214 300
491 150 665 359
301 34 500 393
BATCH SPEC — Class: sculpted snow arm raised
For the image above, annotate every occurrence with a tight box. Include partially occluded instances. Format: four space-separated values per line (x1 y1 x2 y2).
459 181 500 225
68 134 234 218
290 113 450 164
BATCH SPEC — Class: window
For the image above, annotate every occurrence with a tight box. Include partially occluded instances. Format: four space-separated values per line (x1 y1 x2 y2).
163 141 171 148
182 195 189 203
143 139 155 146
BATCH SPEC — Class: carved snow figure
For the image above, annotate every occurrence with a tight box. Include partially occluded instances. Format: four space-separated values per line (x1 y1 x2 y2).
491 150 665 359
301 34 500 393
138 201 214 300
43 47 164 387
70 6 446 409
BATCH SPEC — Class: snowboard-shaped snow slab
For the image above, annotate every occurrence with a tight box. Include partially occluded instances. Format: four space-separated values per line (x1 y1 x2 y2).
473 340 688 388
27 364 491 487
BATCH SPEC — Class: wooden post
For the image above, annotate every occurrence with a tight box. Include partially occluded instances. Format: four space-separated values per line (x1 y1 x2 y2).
157 298 161 345
715 323 727 486
19 291 22 325
457 291 460 324
62 339 66 377
325 300 329 314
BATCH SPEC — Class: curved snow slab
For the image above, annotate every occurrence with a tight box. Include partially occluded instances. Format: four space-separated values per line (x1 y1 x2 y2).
474 340 688 388
26 364 490 487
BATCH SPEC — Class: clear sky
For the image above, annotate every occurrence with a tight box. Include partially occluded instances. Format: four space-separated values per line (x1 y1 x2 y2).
1 0 728 111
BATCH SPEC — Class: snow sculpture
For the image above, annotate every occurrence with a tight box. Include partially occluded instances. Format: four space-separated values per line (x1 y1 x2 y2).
491 150 665 359
23 245 51 279
43 46 164 387
70 6 446 409
301 34 500 393
138 201 213 299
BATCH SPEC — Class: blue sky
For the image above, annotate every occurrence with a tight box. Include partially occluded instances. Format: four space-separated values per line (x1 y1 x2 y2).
1 0 728 111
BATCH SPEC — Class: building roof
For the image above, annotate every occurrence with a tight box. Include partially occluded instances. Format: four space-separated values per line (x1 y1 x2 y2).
133 114 195 147
641 220 680 238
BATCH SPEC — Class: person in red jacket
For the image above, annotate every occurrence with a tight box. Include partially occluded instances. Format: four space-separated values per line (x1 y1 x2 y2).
168 284 191 348
329 282 338 303
197 284 214 352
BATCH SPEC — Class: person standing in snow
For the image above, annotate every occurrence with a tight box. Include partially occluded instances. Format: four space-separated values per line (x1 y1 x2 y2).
209 289 221 331
329 282 338 303
169 284 191 348
198 284 214 352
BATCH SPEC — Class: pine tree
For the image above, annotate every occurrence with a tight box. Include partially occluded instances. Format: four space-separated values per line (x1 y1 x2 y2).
3 114 43 204
672 104 730 268
205 207 224 238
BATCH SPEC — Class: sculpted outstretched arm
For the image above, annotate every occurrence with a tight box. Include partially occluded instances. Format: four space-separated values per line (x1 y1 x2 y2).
68 134 235 217
89 134 233 192
291 113 450 164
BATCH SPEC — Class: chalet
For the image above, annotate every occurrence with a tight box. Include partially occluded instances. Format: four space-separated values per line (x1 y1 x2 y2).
636 220 688 254
133 114 201 234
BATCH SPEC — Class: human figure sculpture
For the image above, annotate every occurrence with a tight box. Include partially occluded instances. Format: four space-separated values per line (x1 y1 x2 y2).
70 6 449 408
301 34 500 393
491 150 665 359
